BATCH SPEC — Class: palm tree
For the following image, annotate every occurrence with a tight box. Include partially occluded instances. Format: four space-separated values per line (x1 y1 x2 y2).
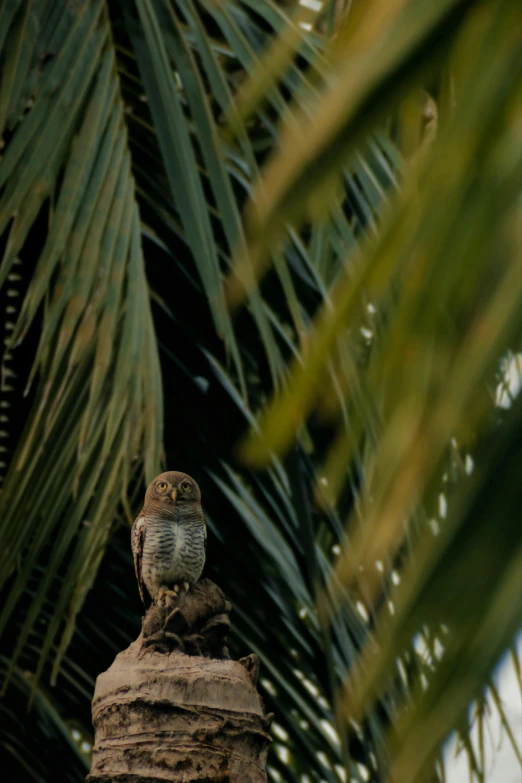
0 1 520 782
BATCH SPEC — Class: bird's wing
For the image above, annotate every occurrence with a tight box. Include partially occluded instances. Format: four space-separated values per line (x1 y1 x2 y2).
131 516 152 608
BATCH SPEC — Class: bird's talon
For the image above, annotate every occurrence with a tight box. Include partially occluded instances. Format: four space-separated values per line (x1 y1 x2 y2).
154 586 167 604
154 586 179 604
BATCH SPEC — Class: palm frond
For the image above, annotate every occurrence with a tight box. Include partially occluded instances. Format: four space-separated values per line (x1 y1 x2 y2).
231 0 522 777
0 0 162 691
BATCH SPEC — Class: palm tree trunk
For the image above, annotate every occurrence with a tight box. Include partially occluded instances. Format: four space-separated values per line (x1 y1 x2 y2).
87 580 272 782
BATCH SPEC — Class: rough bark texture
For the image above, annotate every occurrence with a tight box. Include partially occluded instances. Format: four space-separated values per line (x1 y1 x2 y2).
87 579 272 783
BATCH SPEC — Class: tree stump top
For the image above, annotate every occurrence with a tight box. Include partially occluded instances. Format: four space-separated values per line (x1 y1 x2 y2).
87 579 272 783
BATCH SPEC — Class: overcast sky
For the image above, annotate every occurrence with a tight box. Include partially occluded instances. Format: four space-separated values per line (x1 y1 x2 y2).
446 635 522 783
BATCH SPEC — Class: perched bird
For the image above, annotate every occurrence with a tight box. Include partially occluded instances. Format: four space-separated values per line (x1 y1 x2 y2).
131 471 206 608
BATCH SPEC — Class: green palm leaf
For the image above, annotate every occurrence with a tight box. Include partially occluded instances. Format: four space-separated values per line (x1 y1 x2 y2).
0 0 162 691
233 0 522 778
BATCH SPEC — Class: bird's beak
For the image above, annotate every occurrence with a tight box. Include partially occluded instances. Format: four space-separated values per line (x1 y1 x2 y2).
170 488 177 502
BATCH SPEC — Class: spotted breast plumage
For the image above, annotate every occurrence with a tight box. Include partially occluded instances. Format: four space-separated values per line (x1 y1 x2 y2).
131 471 206 607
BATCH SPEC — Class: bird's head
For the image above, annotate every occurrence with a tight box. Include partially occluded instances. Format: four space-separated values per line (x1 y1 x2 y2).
142 471 201 517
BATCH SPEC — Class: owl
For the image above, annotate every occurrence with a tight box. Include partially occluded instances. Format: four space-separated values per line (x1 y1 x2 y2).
131 471 206 607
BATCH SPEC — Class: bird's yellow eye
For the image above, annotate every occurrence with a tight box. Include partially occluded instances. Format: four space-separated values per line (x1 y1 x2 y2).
181 480 192 493
157 481 168 492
